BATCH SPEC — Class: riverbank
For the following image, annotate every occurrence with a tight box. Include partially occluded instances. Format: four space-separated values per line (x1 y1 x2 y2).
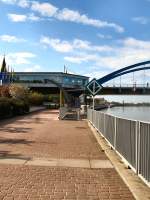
94 102 150 111
110 102 150 107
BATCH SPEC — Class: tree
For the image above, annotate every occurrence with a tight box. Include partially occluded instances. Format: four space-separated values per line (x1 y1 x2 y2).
0 85 10 97
9 84 29 100
1 56 7 72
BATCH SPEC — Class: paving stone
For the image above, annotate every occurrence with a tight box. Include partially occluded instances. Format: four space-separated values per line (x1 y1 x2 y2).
90 160 114 168
58 159 90 168
0 110 135 200
0 158 26 165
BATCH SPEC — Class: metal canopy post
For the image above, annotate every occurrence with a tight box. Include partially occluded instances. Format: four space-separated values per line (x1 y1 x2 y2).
93 80 95 110
93 95 95 110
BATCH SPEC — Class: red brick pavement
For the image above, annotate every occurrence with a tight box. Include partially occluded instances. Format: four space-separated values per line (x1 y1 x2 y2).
0 110 135 200
0 165 134 200
0 110 106 160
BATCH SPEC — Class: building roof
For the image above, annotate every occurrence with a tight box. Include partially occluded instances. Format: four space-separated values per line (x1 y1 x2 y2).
15 72 89 79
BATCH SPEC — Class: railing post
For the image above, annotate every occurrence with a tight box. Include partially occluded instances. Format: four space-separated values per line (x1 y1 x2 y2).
136 121 140 175
104 113 106 136
98 111 100 131
114 117 117 149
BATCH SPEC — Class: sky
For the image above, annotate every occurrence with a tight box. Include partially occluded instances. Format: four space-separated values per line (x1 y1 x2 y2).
0 0 150 84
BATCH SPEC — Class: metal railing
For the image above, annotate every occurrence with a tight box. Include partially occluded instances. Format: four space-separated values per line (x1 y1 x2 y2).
103 83 150 88
59 107 69 120
59 107 80 120
87 109 150 186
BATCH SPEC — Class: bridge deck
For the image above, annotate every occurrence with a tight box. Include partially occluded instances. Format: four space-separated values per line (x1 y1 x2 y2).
98 87 150 95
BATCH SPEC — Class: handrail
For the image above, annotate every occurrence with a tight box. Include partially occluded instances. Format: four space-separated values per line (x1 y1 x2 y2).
87 108 150 186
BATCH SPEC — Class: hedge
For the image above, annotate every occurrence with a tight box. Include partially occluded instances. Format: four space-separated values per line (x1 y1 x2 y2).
0 97 12 118
0 97 30 119
28 92 44 106
11 99 30 115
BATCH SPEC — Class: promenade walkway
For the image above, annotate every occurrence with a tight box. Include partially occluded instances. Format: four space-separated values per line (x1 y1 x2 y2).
0 110 135 200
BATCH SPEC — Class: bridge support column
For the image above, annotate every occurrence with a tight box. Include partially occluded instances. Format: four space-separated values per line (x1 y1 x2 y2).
60 89 64 107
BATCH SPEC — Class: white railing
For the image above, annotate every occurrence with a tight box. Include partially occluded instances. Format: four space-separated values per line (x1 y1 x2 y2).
103 83 150 88
59 107 81 120
87 109 150 186
59 107 69 120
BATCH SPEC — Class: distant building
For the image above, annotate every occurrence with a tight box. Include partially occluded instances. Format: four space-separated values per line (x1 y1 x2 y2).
13 72 89 94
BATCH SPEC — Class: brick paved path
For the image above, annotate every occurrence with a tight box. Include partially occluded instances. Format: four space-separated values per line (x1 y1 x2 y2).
0 110 135 200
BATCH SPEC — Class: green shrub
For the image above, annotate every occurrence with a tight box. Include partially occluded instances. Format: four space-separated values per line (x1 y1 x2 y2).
0 97 12 118
0 96 30 119
11 99 30 115
43 94 49 102
45 94 59 103
29 92 44 106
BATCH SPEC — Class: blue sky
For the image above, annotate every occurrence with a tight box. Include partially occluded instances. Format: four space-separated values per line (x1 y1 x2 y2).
0 0 150 84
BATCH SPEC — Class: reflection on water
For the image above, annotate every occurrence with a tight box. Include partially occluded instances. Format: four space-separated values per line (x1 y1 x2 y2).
103 106 150 122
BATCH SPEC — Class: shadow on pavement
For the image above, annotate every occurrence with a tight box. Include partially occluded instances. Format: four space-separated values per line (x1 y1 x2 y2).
0 109 49 126
0 127 32 134
0 150 31 160
0 138 34 145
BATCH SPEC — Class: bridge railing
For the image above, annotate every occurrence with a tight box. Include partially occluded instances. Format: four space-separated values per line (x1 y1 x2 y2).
103 83 149 88
87 109 150 186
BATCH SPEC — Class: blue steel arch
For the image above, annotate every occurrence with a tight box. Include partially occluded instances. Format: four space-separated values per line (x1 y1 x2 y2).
110 66 150 80
96 60 150 85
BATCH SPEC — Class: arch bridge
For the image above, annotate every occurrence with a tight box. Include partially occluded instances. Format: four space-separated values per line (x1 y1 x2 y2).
86 60 150 95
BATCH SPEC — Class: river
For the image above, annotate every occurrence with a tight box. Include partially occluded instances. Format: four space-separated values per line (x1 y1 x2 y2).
102 106 150 122
95 95 150 122
97 95 150 103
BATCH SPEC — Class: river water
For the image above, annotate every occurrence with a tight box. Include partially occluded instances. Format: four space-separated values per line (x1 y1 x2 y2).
102 106 150 122
97 95 150 103
95 95 150 122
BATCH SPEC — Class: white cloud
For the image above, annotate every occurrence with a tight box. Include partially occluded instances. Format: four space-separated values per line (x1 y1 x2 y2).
8 13 27 22
89 39 150 70
0 0 16 4
0 0 30 7
18 0 30 8
62 37 150 77
64 56 82 64
40 36 113 53
0 34 26 42
55 8 124 33
73 39 91 50
31 1 58 17
40 36 150 71
24 64 41 72
85 70 110 80
97 33 112 39
40 37 73 53
122 37 150 49
2 52 36 65
64 53 99 64
49 39 73 53
3 0 124 32
8 13 41 22
132 17 149 25
30 2 123 33
28 13 40 21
